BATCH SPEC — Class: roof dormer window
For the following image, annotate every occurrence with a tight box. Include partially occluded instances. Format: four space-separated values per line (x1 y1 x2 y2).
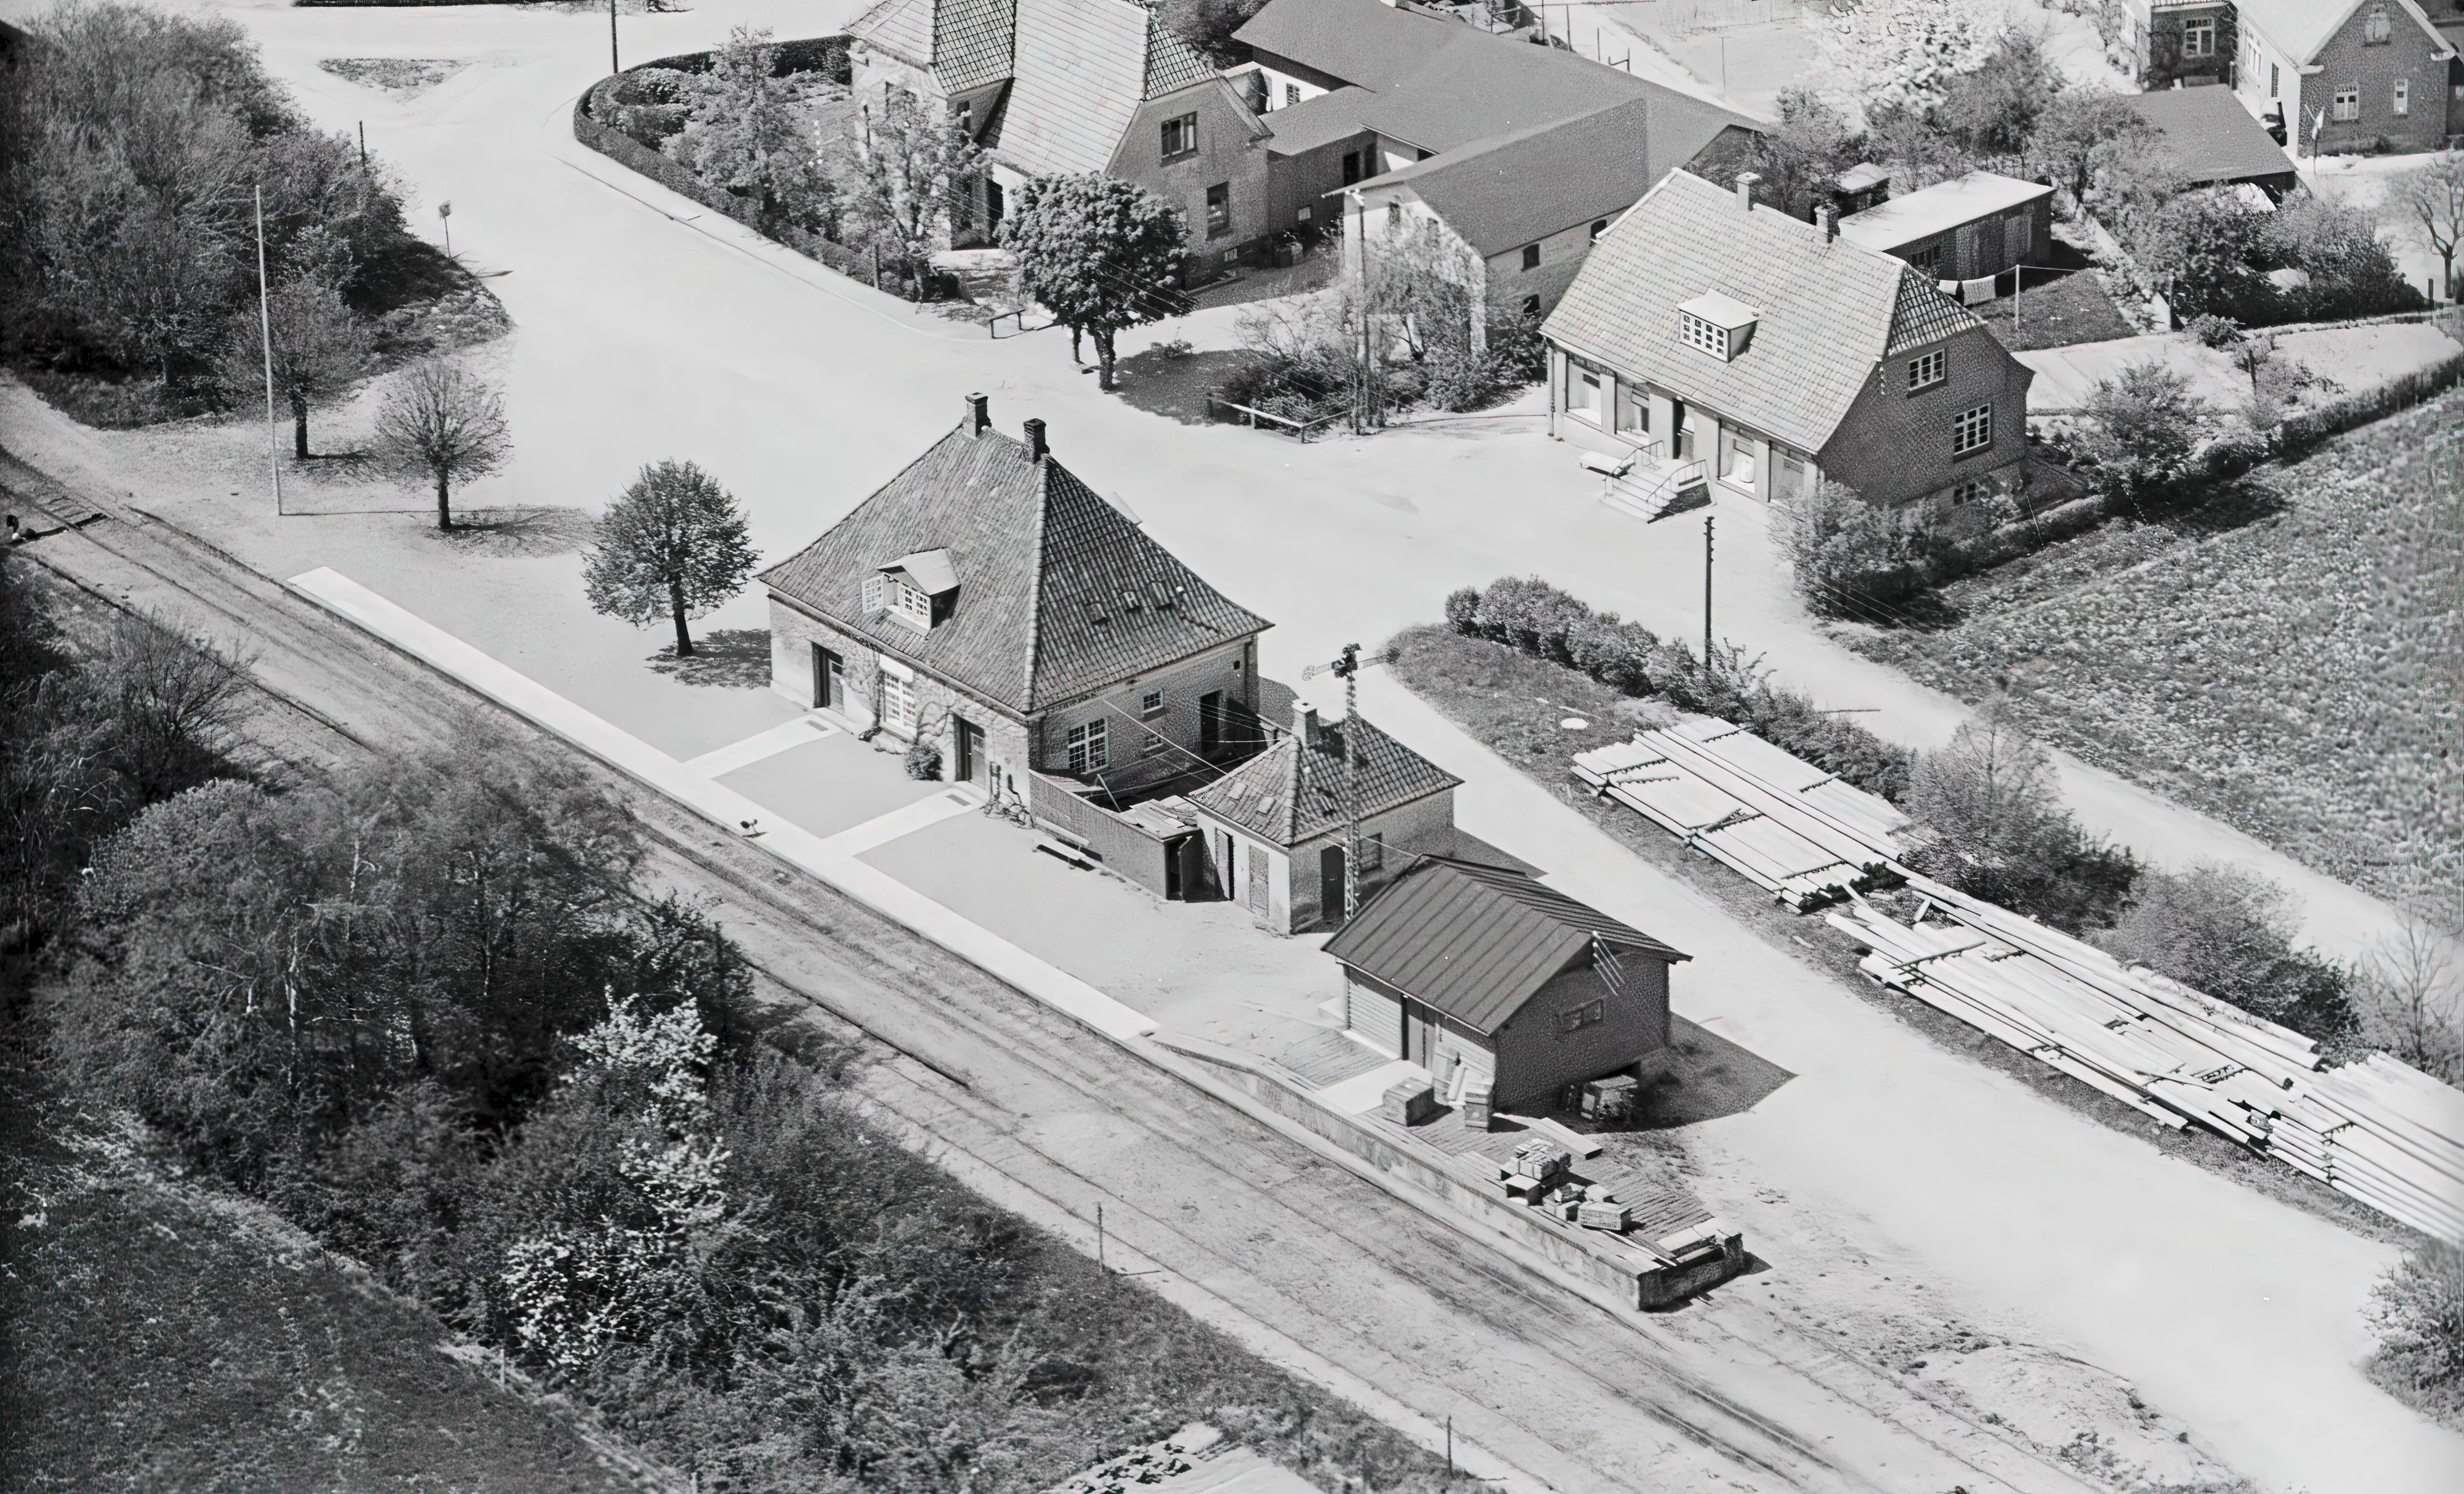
864 547 958 631
1677 292 1760 362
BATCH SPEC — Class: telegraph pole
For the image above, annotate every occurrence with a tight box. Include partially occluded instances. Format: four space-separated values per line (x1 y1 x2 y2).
1702 514 1714 664
608 0 620 75
1332 642 1362 924
254 185 282 517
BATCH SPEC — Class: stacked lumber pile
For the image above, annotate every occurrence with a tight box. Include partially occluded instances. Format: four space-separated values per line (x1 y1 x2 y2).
1825 887 2320 1140
2269 1057 2464 1240
1572 721 1913 911
1574 716 2464 1240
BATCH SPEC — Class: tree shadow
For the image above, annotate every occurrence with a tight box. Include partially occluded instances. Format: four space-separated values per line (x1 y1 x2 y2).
1110 348 1266 426
648 628 771 688
440 506 593 555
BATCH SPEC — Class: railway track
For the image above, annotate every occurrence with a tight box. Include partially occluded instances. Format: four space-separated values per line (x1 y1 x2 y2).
1 443 2107 1494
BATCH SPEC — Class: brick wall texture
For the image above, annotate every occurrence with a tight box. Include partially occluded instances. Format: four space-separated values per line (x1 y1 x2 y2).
1820 325 2034 508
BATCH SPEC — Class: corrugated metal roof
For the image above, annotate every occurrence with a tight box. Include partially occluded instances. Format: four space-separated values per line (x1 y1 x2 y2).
1543 170 1990 455
1323 858 1686 1035
759 420 1270 714
1184 713 1459 846
996 0 1169 177
1235 0 1461 90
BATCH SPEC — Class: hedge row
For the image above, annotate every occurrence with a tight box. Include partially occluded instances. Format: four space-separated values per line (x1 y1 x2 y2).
1447 576 1915 803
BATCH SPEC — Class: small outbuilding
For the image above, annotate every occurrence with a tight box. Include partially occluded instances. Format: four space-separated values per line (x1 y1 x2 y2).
1184 700 1460 934
1323 857 1688 1115
2115 84 2298 201
1838 171 2055 293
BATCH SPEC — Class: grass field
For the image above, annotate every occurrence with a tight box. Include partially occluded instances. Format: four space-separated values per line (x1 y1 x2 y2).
1850 390 2463 918
0 1059 656 1494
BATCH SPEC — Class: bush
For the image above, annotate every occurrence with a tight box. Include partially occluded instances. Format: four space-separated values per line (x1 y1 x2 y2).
2093 862 2356 1041
2076 358 2210 498
903 737 943 780
1904 699 2138 932
2187 313 2241 348
1772 478 1934 616
2368 1242 2464 1427
1456 577 1912 803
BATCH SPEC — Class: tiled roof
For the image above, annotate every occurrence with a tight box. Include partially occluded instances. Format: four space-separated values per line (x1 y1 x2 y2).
1323 858 1687 1035
1358 91 1753 257
1184 713 1460 847
934 0 1017 92
1836 171 2052 253
759 419 1270 714
1543 170 1987 455
2116 86 2298 188
849 0 935 68
1143 13 1216 97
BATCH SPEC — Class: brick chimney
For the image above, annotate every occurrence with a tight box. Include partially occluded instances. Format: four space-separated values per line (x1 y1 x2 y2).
1023 418 1048 462
1293 701 1319 746
1814 203 1837 241
967 392 990 435
1735 171 1761 212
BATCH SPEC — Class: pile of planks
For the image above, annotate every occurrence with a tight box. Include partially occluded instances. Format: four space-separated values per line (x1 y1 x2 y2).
2269 1057 2464 1240
1573 721 1915 911
1575 717 2464 1241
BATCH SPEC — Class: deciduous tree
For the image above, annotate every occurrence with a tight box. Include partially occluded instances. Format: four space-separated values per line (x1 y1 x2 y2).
1750 88 1868 222
833 86 988 293
1001 174 1188 390
373 358 510 530
666 26 836 243
582 459 759 659
2077 357 2208 496
2028 87 2158 208
219 277 374 458
2094 861 2356 1039
2389 152 2464 301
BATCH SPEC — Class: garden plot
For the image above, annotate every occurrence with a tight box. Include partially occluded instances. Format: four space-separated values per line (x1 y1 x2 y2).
2016 321 2463 414
1856 390 2462 915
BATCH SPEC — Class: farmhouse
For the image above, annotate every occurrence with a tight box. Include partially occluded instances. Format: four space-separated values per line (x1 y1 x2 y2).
845 0 1274 271
1543 169 2036 514
1182 700 1460 934
759 395 1272 814
1232 0 1761 331
1324 857 1689 1115
1836 171 2056 296
2232 0 2462 154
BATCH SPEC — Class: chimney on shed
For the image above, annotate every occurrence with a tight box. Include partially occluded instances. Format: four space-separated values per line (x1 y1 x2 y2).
1293 701 1320 746
1734 171 1761 212
967 392 990 435
1814 204 1838 241
1023 418 1048 462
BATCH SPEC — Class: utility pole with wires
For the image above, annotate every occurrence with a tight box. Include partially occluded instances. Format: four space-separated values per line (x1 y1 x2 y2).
1702 513 1713 665
1334 642 1362 923
609 0 620 75
253 185 282 517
